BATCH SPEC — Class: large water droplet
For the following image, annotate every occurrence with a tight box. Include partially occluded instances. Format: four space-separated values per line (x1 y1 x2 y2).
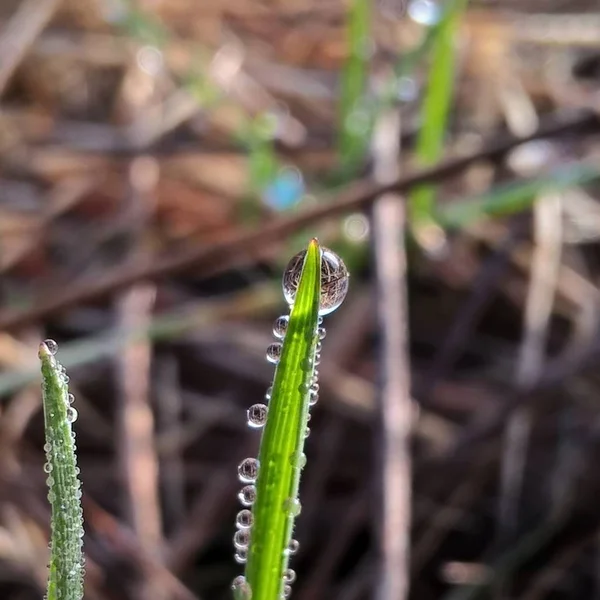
408 0 441 25
247 404 268 429
283 247 349 316
44 339 58 355
231 575 252 599
266 343 283 364
66 407 78 423
238 485 257 506
238 459 259 484
233 528 250 549
236 509 253 529
273 315 289 339
284 569 297 584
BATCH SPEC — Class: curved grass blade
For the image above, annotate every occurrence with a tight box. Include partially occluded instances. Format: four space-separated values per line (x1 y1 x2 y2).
39 341 84 600
244 240 321 600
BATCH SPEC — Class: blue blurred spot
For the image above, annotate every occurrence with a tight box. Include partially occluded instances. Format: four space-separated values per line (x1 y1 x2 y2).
263 169 305 211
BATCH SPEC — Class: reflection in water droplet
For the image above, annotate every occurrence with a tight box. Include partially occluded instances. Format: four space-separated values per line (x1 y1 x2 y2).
284 569 297 584
233 528 250 549
247 404 268 429
408 0 441 25
238 485 257 506
236 509 253 529
44 339 58 355
283 247 349 316
266 343 283 364
231 575 252 599
238 458 259 483
273 315 290 339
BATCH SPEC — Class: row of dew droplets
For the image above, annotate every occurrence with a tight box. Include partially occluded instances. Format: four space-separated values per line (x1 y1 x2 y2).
41 339 85 600
231 246 349 600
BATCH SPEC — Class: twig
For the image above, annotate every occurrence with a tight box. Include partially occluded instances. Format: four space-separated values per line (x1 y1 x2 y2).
371 106 412 600
0 111 597 332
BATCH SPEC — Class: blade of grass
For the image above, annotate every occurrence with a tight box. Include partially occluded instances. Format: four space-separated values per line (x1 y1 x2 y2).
408 0 469 247
337 0 372 175
39 341 84 600
244 240 321 600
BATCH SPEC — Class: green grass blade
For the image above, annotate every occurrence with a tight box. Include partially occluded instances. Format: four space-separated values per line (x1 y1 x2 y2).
241 240 321 600
337 0 372 175
438 164 600 229
39 341 84 600
408 0 468 241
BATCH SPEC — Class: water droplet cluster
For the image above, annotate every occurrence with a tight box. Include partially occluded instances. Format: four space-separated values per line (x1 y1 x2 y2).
232 247 348 598
40 340 85 599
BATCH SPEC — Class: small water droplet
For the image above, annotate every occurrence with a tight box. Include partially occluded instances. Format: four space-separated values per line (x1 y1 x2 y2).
247 404 268 429
44 339 58 355
266 343 283 364
66 407 78 423
234 528 251 549
285 498 302 516
315 341 322 352
43 462 52 473
284 569 297 584
312 369 320 381
317 327 326 340
408 0 441 25
231 575 252 599
314 352 321 365
62 375 70 384
273 315 289 339
310 382 319 395
309 392 318 407
43 442 51 453
46 476 54 487
288 539 300 555
283 584 292 598
283 247 349 316
67 393 75 404
236 509 253 529
238 458 259 484
238 485 257 506
304 427 311 438
234 548 248 564
265 386 273 401
298 453 307 469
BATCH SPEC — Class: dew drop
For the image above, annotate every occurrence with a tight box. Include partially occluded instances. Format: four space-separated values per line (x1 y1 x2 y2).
304 427 311 438
238 458 259 484
309 392 318 407
285 498 302 516
233 528 251 549
288 539 300 555
236 509 253 529
298 453 307 469
43 462 52 474
283 584 292 598
44 339 58 355
67 393 75 404
247 404 268 429
314 352 321 366
238 485 257 506
266 343 283 365
234 548 248 564
310 382 319 395
317 327 326 340
231 575 252 599
315 341 322 353
66 407 78 423
284 569 297 584
273 315 289 339
43 442 51 453
62 375 70 384
283 247 349 316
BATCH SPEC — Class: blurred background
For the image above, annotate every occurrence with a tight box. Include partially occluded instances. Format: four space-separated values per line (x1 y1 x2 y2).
1 0 600 599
